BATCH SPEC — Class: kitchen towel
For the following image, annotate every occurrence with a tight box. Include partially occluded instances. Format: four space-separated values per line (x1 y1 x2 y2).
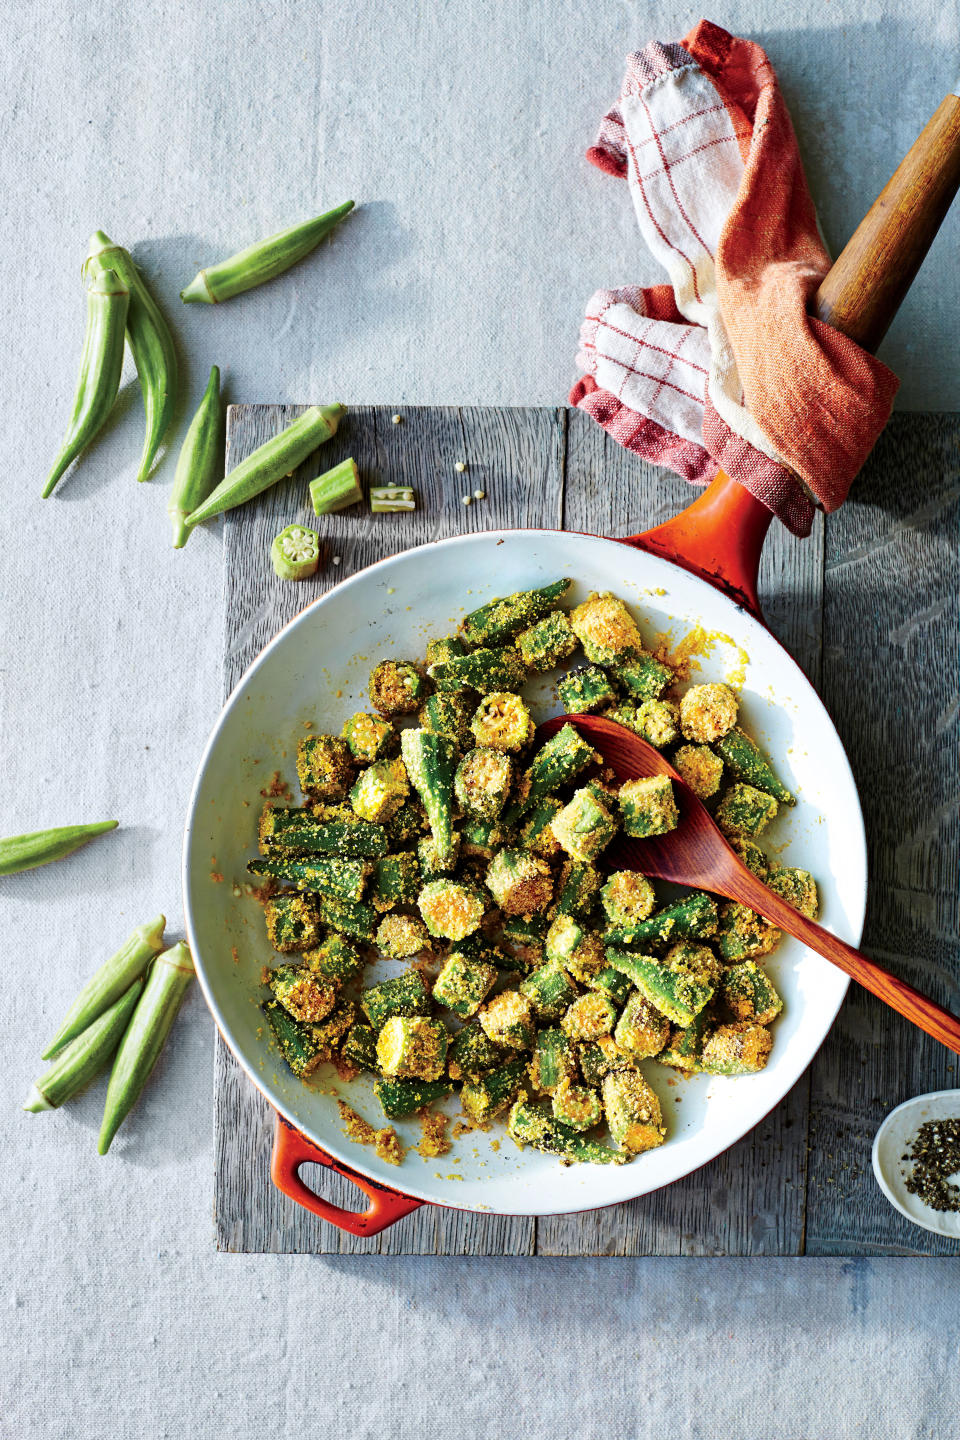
571 19 900 535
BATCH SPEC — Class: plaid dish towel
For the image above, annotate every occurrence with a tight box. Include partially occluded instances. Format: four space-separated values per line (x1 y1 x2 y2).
570 19 900 536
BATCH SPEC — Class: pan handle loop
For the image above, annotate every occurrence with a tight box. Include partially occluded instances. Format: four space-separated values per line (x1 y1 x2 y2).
620 470 772 622
271 1113 424 1236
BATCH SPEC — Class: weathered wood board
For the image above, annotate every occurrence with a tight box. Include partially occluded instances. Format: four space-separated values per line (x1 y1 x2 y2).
215 406 959 1255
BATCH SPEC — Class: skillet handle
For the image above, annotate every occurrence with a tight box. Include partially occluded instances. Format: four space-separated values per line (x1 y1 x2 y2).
271 1113 424 1236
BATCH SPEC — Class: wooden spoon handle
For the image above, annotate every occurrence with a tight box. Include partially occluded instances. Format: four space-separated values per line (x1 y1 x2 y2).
812 87 960 352
730 873 960 1055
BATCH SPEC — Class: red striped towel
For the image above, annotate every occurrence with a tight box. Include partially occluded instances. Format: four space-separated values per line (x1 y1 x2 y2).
570 20 899 536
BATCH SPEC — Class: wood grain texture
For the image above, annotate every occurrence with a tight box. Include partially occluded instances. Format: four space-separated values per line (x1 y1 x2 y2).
216 404 959 1256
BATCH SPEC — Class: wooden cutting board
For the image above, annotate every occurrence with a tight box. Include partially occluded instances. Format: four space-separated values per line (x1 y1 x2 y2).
214 405 960 1255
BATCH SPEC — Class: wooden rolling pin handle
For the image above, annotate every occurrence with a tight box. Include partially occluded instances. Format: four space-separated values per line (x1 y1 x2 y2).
812 87 960 353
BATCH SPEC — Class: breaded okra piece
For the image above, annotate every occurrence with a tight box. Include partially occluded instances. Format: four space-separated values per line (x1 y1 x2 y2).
459 578 571 649
368 659 430 716
478 989 536 1048
715 782 779 839
679 683 738 744
310 1000 357 1055
507 1098 629 1164
375 912 432 959
425 635 466 670
418 832 462 880
401 727 458 863
766 866 819 919
248 854 372 902
259 803 390 859
461 1056 529 1122
485 848 554 916
369 851 421 910
375 1076 453 1119
700 1021 773 1075
341 1022 380 1073
269 964 337 1024
264 892 323 952
577 1033 629 1087
722 961 783 1025
470 692 535 752
557 664 618 715
447 1021 502 1081
561 992 618 1042
715 902 781 962
460 817 514 861
551 786 619 862
349 756 410 824
498 914 546 965
729 836 770 879
614 990 670 1059
551 1078 603 1132
361 970 432 1030
264 1000 326 1078
587 965 634 1008
427 646 527 694
304 933 366 983
606 945 717 1027
516 609 578 672
569 592 645 667
530 1027 578 1093
314 893 379 942
376 1015 448 1081
604 890 718 950
503 723 598 824
418 878 485 940
615 654 675 702
341 711 396 764
673 744 724 799
519 961 579 1021
296 734 354 801
544 913 605 983
602 1070 666 1153
432 951 498 1018
658 1009 713 1072
518 797 563 857
714 727 794 806
418 691 475 747
618 775 679 838
454 747 514 819
552 859 602 919
601 870 656 927
605 699 680 749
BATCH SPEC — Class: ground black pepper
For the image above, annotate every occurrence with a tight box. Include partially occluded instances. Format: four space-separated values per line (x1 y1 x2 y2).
901 1118 960 1212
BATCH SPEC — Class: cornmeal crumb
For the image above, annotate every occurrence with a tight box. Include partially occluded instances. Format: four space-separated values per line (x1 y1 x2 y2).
416 1111 451 1158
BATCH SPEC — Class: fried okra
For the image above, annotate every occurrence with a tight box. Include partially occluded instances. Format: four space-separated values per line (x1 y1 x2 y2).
369 659 429 716
296 734 354 801
673 744 724 799
601 870 656 926
470 692 535 752
767 866 819 919
485 848 554 916
349 756 409 823
550 786 619 862
618 775 679 838
375 912 432 959
679 683 739 744
264 892 322 953
417 878 486 940
454 747 513 819
341 712 395 764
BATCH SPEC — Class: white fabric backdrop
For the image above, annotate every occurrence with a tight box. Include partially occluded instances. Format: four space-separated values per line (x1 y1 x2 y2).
2 2 958 1436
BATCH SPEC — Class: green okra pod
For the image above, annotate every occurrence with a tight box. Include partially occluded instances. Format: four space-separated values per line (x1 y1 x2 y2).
0 820 119 877
97 941 195 1155
185 404 345 527
168 365 225 547
180 200 355 304
271 524 320 580
24 980 144 1112
42 914 166 1058
83 230 179 484
310 458 363 514
43 269 129 498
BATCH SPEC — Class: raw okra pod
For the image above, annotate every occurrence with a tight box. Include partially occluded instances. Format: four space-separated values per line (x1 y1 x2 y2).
168 365 224 547
25 980 144 1112
0 820 119 878
43 269 129 498
180 200 355 304
42 914 166 1058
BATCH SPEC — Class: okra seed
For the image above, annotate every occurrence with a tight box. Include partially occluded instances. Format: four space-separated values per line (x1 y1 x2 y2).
461 495 472 506
333 556 341 565
473 489 485 500
455 461 467 472
392 414 402 424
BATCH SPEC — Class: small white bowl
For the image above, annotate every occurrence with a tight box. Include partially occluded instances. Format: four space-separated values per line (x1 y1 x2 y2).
872 1090 960 1239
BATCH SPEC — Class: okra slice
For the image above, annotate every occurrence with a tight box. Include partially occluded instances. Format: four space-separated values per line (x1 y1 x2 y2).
342 711 396 764
370 851 421 909
721 961 783 1025
715 902 781 962
713 727 794 805
544 913 604 983
679 682 739 743
419 691 476 747
428 646 528 694
375 912 432 959
551 786 619 861
349 756 410 824
551 1078 602 1132
577 1034 627 1087
454 748 514 820
503 723 597 824
478 990 536 1049
315 893 379 942
517 797 563 857
673 744 724 800
341 1022 380 1073
552 859 602 919
469 692 535 752
531 1026 578 1093
730 836 770 879
604 891 718 950
269 964 337 1024
447 1021 502 1080
264 891 322 952
361 969 431 1030
259 803 389 858
618 776 679 838
568 592 646 667
601 1070 666 1153
586 965 634 1008
516 609 578 672
606 946 716 1027
432 951 498 1018
715 783 779 839
304 933 364 983
425 635 465 669
605 699 680 749
400 727 457 861
485 847 554 916
296 735 354 801
369 660 429 717
498 914 546 965
561 992 618 1042
614 654 675 702
614 990 670 1059
519 961 579 1021
417 832 462 880
507 1098 628 1164
375 1076 453 1119
264 1000 325 1078
459 579 571 649
601 870 656 927
312 999 356 1051
461 816 516 860
249 856 371 903
766 866 819 919
658 1009 712 1072
557 664 618 715
700 1021 773 1076
376 1015 448 1080
418 878 485 940
385 803 427 847
461 1057 529 1122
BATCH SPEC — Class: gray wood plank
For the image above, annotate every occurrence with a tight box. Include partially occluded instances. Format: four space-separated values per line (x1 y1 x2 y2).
538 410 822 1256
805 413 960 1256
215 404 564 1254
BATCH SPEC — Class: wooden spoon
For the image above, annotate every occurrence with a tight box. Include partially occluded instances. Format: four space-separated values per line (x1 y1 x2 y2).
539 714 960 1056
